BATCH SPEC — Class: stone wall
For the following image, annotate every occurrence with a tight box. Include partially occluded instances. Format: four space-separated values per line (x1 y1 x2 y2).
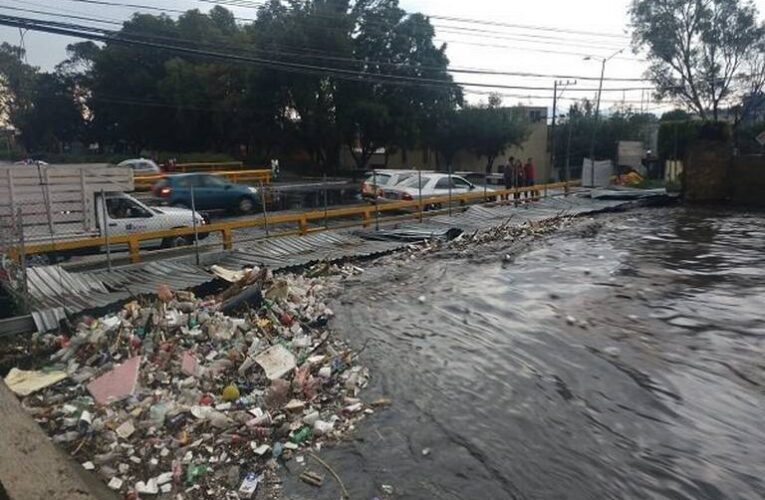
731 155 765 206
684 141 731 203
684 142 765 205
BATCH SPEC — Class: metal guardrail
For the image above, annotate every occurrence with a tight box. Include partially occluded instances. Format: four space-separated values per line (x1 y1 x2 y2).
134 169 273 190
7 181 580 264
174 161 244 172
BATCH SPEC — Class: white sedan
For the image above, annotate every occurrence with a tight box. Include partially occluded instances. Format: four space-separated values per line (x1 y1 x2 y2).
382 173 496 206
117 158 162 175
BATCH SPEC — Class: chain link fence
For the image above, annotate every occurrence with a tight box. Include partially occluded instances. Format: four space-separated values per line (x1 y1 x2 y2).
0 163 572 318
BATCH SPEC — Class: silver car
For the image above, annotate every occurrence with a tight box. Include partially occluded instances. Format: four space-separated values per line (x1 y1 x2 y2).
361 169 431 201
383 173 494 203
117 158 161 175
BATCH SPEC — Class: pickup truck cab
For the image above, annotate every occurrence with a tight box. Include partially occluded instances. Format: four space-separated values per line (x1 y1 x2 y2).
98 192 207 248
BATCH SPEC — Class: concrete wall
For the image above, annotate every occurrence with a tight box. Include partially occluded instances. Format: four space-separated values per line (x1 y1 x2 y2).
684 141 765 206
354 121 551 181
684 142 731 203
731 155 765 205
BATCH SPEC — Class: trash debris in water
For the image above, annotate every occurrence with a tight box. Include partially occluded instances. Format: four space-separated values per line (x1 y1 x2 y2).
4 367 68 396
10 267 371 497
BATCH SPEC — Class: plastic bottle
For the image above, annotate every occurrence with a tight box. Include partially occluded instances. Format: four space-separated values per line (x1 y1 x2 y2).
289 426 313 444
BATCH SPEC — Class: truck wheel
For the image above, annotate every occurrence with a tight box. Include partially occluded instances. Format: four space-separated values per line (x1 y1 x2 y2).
162 235 192 248
238 196 254 214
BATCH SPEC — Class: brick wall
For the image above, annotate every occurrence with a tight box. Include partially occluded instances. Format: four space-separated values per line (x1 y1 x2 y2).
684 142 765 205
684 141 731 202
731 155 765 206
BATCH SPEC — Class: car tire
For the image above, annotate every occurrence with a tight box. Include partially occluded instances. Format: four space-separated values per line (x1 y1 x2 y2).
162 235 192 248
238 196 255 214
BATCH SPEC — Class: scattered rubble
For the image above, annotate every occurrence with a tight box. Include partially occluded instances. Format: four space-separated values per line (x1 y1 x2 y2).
11 265 371 498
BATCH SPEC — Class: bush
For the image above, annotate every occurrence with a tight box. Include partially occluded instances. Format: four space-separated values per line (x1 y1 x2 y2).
658 120 732 161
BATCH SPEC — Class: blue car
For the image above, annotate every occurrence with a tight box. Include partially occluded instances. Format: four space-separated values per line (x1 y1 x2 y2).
153 173 260 213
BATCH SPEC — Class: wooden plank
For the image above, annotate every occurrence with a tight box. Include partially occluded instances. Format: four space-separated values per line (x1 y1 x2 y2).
0 380 117 499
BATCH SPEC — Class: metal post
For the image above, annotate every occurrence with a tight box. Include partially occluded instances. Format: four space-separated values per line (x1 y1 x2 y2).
484 173 488 204
259 181 270 237
190 185 200 265
447 163 453 216
322 173 328 229
513 163 518 207
373 169 379 231
565 116 573 196
551 80 558 181
100 190 112 271
16 207 28 297
418 168 423 223
589 58 606 188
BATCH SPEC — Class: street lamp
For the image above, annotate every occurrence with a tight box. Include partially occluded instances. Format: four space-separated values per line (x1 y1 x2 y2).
584 48 624 187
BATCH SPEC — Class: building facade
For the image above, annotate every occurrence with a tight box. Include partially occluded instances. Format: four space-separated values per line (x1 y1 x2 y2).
342 106 552 181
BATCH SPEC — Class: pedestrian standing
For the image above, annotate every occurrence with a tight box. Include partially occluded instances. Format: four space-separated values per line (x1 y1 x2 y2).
503 158 514 201
524 157 536 199
513 158 524 202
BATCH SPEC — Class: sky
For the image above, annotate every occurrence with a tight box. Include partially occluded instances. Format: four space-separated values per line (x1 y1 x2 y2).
1 0 764 116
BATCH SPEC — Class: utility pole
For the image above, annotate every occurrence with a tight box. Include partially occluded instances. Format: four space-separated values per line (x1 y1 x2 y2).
551 79 577 182
585 48 624 187
551 80 558 182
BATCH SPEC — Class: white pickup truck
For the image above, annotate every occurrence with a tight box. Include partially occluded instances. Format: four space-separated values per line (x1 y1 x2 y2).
0 163 205 259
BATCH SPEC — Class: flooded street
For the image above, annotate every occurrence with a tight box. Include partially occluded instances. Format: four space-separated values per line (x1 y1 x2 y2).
286 206 765 500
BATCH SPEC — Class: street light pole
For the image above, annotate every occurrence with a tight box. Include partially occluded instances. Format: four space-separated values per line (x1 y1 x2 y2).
586 48 624 187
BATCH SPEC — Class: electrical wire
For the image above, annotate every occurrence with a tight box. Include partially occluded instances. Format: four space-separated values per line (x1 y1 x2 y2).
56 0 646 61
1 3 653 83
0 13 660 94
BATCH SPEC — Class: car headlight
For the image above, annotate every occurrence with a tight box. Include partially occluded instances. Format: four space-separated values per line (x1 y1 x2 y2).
248 187 259 194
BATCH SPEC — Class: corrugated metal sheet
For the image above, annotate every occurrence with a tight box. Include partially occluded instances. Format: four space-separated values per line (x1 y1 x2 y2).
19 194 653 330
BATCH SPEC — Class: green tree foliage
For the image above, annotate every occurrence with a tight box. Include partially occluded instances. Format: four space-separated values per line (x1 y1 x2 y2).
553 100 659 170
0 43 83 152
630 0 765 120
459 96 531 173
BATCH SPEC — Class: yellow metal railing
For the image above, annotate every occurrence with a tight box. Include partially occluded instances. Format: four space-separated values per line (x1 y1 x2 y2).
9 181 580 264
174 161 245 172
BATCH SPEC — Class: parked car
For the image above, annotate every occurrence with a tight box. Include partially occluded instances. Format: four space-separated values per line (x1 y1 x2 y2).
382 173 496 208
117 158 161 175
361 170 428 201
152 173 260 213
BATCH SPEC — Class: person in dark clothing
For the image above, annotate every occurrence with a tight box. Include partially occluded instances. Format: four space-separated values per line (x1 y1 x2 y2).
524 158 536 199
502 158 513 199
513 158 524 202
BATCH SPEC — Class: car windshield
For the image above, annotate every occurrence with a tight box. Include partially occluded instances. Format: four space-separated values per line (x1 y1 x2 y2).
399 175 432 189
365 173 392 185
203 175 228 188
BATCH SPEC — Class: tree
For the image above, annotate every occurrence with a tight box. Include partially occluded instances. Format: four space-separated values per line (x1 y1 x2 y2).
0 43 36 136
337 0 460 170
630 0 765 120
461 97 531 173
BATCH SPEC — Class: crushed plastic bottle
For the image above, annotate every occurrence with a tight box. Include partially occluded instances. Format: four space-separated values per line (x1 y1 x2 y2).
290 426 313 444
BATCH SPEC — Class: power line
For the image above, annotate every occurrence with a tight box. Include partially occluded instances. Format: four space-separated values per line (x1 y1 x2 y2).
1 3 652 83
54 0 647 62
199 0 631 40
0 13 659 93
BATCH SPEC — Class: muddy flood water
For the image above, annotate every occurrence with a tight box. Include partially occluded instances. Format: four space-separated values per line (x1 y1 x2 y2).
284 206 765 500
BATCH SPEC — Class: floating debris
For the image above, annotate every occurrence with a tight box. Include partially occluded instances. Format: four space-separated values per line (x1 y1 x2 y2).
12 267 371 498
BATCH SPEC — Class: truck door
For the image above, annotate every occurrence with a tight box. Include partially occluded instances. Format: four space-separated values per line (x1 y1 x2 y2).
102 195 163 249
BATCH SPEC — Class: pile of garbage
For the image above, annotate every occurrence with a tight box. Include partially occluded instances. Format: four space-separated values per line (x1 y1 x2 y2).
5 266 372 498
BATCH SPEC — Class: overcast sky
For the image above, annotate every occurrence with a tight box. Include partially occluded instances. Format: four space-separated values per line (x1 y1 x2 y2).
2 0 764 116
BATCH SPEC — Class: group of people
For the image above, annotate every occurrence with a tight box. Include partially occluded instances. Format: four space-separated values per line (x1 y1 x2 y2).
502 157 538 199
